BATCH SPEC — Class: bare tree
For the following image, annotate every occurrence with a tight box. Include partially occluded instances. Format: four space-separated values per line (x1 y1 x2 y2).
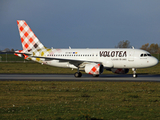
115 40 131 48
149 43 158 54
140 43 149 52
10 49 15 52
3 48 10 52
140 43 159 54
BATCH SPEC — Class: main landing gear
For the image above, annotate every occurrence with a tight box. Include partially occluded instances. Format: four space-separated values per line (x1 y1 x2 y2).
74 67 82 77
132 68 137 78
74 72 82 77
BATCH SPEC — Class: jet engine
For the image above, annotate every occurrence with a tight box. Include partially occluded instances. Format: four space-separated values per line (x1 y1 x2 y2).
107 68 129 74
85 63 104 75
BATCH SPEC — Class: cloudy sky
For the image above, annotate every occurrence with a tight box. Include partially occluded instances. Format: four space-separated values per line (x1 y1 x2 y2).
0 0 160 50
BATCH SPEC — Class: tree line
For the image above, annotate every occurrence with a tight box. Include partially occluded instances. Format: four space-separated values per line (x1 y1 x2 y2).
0 48 15 52
140 43 160 54
115 40 160 54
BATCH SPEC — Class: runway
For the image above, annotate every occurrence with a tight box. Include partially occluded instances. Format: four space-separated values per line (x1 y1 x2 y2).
0 74 160 82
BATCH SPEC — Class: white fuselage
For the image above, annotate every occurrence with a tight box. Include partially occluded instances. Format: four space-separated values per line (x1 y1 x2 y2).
37 48 158 69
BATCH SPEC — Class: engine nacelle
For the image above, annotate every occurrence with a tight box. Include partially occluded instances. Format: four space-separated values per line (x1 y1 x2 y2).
110 68 129 74
85 63 104 75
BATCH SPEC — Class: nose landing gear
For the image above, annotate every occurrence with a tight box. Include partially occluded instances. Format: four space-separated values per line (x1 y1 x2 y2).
132 68 137 78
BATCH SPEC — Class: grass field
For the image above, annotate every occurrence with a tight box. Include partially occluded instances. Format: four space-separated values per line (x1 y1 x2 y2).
0 81 160 119
0 54 25 62
0 62 160 119
0 62 160 74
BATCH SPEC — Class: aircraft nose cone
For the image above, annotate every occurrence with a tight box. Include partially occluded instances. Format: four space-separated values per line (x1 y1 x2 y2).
155 58 159 65
150 57 159 66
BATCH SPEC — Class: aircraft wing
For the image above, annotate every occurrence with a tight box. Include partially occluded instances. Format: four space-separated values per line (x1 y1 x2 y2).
31 56 101 67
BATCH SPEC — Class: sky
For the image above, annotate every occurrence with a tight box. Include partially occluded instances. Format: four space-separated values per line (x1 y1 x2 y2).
0 0 160 50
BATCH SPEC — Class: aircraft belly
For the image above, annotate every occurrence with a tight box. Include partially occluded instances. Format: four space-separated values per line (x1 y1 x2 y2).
113 61 129 68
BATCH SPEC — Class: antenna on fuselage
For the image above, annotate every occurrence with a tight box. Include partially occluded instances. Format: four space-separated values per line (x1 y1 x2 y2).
69 46 71 49
132 46 134 49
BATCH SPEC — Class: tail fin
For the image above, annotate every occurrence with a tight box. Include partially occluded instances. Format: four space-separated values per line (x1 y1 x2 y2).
17 20 45 52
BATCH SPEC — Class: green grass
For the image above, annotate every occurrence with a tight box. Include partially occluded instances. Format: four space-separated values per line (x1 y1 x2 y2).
0 54 25 62
0 81 160 119
0 61 160 119
0 62 79 74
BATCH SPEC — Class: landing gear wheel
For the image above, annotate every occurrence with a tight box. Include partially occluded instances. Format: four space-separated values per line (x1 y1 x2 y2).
133 74 137 78
132 68 137 78
74 72 82 78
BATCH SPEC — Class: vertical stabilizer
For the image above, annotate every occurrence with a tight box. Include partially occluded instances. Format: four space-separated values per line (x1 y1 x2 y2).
17 20 45 51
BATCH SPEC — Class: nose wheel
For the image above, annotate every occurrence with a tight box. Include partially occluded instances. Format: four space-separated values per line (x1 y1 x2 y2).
132 68 137 78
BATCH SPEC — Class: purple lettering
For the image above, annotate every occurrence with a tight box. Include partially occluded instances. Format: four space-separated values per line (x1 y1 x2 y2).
123 51 127 57
107 51 110 57
116 51 119 57
111 51 115 57
119 51 122 57
100 51 103 57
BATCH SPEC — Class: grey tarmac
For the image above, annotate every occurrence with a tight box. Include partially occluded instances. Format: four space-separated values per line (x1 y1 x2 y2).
0 74 160 82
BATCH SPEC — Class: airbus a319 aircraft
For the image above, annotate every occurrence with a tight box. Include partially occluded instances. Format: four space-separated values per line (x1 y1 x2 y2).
15 20 158 78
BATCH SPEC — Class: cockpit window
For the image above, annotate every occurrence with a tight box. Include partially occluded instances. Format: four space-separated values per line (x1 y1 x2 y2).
140 53 152 57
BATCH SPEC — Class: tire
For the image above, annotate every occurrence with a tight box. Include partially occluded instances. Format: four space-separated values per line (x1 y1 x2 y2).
74 72 82 78
133 74 137 78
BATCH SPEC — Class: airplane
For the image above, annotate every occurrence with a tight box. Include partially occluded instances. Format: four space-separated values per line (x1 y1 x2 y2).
14 20 159 78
